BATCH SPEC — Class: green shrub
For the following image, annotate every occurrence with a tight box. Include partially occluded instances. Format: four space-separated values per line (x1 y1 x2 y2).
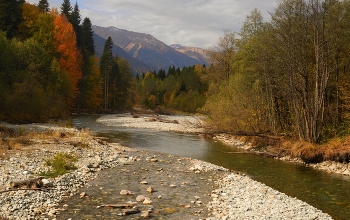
40 152 77 178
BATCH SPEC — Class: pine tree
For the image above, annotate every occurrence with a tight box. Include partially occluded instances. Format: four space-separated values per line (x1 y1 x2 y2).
70 2 81 47
158 69 166 80
60 0 72 19
81 17 95 56
38 0 49 13
0 0 25 39
100 36 114 110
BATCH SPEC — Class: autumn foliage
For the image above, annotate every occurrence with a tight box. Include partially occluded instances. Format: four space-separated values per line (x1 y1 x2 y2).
53 12 82 99
0 1 135 122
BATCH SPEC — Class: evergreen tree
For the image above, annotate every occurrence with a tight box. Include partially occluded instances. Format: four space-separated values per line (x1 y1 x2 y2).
167 66 176 76
115 58 133 108
38 0 49 13
157 69 166 80
76 55 102 110
109 57 120 109
70 2 81 47
0 0 25 39
60 0 72 19
81 17 95 56
100 36 114 110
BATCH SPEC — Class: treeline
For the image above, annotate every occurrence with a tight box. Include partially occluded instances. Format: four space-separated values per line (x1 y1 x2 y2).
135 65 207 113
203 0 350 143
0 0 133 122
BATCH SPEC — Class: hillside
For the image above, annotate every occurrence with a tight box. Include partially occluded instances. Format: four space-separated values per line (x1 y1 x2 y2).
93 33 152 75
93 25 205 71
170 44 210 65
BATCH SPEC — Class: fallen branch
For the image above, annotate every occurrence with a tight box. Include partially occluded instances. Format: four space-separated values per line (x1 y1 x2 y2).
123 209 140 215
0 188 55 194
10 177 43 189
101 204 133 209
225 151 251 154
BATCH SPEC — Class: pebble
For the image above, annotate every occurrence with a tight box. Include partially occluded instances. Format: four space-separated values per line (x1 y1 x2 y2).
143 197 152 205
146 186 155 193
140 180 148 185
120 190 132 195
136 195 145 202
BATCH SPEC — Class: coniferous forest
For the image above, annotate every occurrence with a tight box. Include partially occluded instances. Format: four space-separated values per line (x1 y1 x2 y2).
3 0 350 151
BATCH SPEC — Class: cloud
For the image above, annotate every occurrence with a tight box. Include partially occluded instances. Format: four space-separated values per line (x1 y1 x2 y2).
26 0 277 48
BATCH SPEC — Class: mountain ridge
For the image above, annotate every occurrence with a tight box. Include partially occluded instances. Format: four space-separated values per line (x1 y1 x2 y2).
93 33 153 74
92 25 209 72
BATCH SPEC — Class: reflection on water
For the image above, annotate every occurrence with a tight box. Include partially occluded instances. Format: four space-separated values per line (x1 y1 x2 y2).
73 114 350 220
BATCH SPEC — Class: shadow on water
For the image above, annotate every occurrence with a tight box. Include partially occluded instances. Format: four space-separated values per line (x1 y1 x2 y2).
73 114 350 220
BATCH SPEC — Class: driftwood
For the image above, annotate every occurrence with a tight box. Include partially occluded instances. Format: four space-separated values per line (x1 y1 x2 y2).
145 117 179 124
0 188 55 194
225 151 251 154
218 149 277 158
122 209 141 215
9 178 43 189
101 204 133 209
101 204 141 215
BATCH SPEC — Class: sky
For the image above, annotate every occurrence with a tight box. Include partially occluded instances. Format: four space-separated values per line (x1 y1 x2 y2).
26 0 278 49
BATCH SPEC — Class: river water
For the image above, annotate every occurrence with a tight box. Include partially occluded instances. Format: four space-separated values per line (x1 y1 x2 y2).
73 114 350 220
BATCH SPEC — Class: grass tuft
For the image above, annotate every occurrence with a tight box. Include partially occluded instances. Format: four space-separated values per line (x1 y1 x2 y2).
39 152 78 178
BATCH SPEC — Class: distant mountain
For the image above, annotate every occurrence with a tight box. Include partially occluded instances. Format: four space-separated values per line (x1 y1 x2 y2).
170 44 185 49
170 44 210 65
92 25 205 71
93 33 152 75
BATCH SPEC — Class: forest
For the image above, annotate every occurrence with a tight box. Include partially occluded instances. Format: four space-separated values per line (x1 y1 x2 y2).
0 0 134 122
137 0 350 146
2 0 350 151
202 0 350 145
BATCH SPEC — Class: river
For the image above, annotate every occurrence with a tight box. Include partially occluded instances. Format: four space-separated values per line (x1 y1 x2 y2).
73 114 350 220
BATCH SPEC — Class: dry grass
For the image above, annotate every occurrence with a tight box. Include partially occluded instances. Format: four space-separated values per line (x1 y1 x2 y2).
289 141 324 163
0 125 93 159
243 134 350 163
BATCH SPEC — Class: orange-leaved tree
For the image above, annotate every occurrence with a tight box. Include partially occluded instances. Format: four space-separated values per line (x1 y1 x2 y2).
52 9 82 102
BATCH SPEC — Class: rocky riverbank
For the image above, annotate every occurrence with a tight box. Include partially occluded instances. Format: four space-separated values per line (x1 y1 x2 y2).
0 120 333 219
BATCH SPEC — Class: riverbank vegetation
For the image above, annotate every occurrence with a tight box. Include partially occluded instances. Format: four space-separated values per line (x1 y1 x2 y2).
204 1 350 145
201 0 350 162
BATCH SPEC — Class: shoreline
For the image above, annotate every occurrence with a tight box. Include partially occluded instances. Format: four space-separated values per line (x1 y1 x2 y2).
97 113 350 177
0 118 333 219
213 133 350 177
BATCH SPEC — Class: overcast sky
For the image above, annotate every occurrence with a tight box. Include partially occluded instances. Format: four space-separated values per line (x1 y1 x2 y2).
26 0 278 48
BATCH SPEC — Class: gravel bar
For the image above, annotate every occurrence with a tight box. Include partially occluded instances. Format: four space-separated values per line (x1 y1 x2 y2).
0 119 333 219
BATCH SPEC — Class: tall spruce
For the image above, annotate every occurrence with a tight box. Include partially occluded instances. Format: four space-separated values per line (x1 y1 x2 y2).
60 0 72 19
70 2 81 47
100 36 114 110
0 0 25 39
81 17 95 56
38 0 49 13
